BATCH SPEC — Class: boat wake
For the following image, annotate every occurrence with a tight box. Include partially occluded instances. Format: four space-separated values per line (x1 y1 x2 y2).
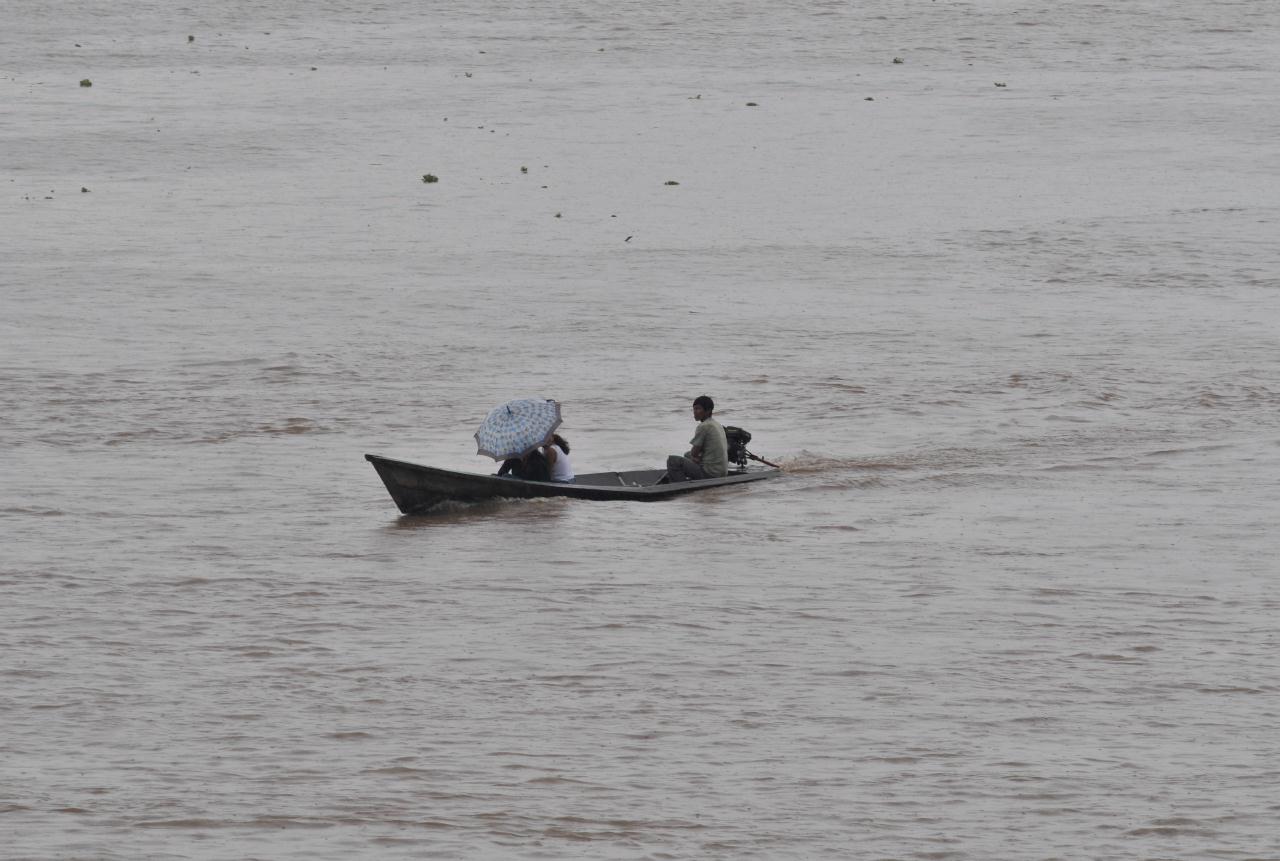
777 451 918 475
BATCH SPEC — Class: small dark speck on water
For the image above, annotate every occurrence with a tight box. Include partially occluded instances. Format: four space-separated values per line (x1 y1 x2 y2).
664 180 680 186
81 187 89 193
422 174 439 183
188 35 194 43
995 82 1008 87
79 78 92 87
746 101 758 106
520 166 528 173
864 96 874 101
893 56 904 64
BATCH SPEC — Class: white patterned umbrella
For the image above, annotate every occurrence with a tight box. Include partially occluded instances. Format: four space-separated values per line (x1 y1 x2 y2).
474 398 563 461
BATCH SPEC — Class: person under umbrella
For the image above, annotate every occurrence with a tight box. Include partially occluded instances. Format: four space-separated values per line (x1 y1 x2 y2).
475 398 563 481
497 446 551 481
542 433 574 483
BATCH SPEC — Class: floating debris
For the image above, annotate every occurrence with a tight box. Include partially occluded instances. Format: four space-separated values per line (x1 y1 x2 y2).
624 235 633 242
892 57 904 64
81 187 89 193
746 101 758 106
79 78 92 87
188 35 194 43
554 212 561 218
421 174 439 183
520 166 528 174
664 180 680 186
994 82 1007 87
864 96 874 101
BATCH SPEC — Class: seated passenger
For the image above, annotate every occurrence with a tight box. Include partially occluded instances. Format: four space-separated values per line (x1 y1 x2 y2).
498 448 551 482
665 395 728 482
543 434 575 483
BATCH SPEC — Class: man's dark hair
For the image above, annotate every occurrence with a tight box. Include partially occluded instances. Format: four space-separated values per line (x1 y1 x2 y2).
693 395 715 414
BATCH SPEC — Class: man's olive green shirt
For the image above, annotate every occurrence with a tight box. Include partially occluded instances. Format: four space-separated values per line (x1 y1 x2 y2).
688 418 729 477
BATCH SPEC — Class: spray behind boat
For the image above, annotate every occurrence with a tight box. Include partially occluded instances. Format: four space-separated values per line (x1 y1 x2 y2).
724 426 781 469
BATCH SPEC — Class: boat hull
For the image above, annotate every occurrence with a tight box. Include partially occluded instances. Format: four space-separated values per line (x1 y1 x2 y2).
365 454 780 514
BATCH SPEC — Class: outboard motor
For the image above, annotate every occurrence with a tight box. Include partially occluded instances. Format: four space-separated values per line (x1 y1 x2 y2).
724 426 753 468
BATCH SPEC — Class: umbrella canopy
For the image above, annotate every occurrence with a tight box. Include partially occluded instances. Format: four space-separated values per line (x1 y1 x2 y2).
474 398 563 461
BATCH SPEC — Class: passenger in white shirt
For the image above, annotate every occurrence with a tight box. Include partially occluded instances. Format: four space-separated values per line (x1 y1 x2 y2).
542 434 575 483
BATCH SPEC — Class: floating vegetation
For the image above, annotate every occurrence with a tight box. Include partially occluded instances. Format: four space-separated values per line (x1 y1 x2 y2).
520 166 528 173
664 180 680 186
746 101 758 106
79 78 92 87
892 57 904 64
422 174 439 183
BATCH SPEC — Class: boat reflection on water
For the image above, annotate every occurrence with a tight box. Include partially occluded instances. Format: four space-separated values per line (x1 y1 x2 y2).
385 495 573 528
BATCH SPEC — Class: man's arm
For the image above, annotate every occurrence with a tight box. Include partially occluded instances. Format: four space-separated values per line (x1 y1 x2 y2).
688 424 706 463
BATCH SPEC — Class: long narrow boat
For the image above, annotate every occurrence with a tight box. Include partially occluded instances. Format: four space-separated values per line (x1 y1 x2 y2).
366 453 781 514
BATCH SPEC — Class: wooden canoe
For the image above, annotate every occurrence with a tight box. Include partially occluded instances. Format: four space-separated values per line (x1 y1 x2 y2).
365 453 781 514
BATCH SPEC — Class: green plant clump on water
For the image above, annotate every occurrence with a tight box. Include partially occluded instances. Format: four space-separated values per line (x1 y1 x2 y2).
79 78 92 87
422 174 439 183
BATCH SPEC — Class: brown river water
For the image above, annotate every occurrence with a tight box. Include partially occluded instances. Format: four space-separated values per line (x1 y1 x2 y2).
3 1 1279 858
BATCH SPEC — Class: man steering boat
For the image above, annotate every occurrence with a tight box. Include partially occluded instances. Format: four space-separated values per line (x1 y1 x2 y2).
665 395 728 483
